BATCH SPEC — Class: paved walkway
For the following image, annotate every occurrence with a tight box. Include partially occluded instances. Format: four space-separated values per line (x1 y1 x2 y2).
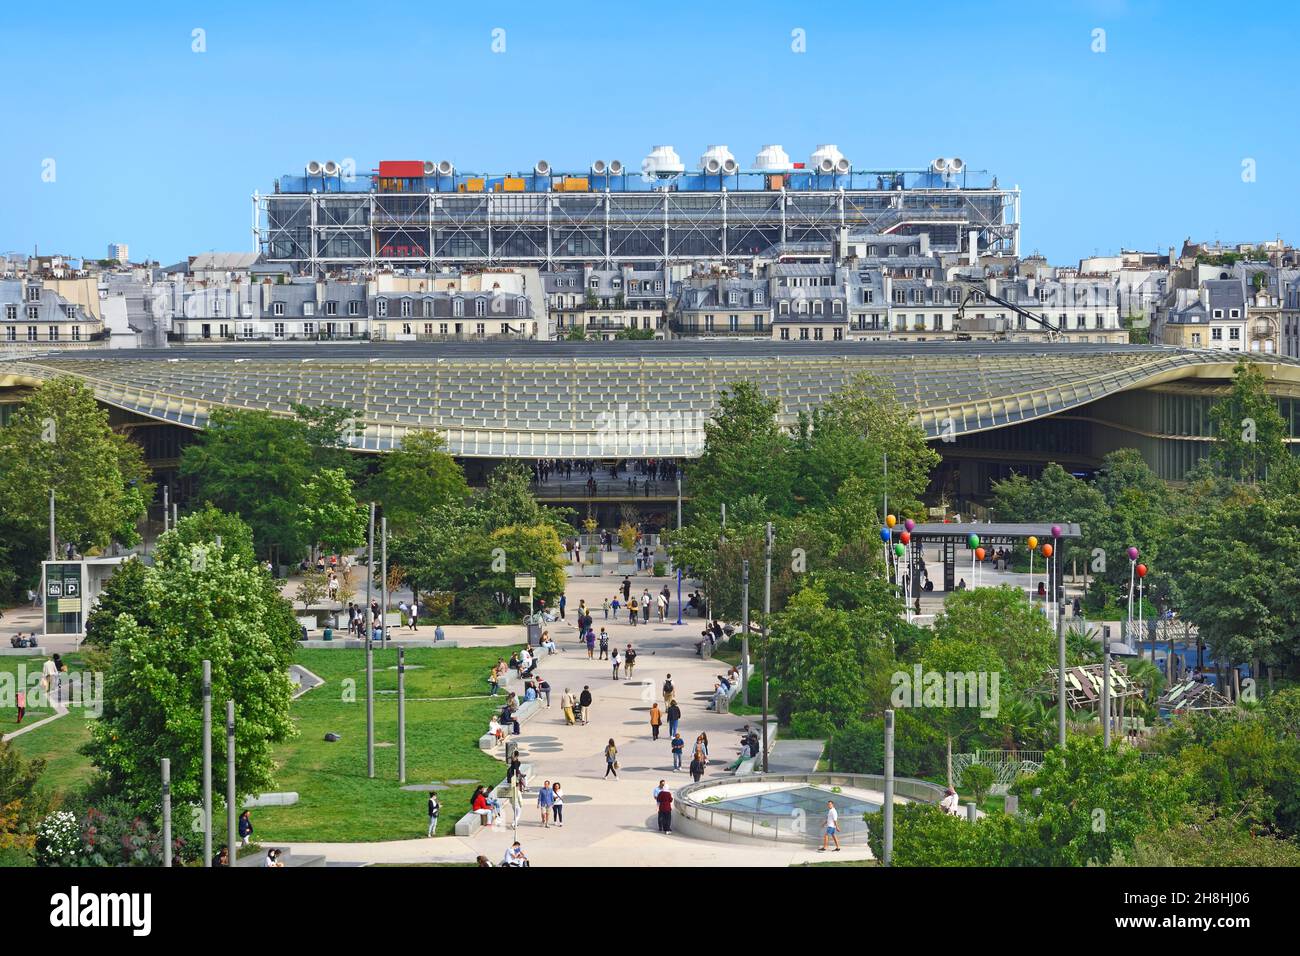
282 567 871 866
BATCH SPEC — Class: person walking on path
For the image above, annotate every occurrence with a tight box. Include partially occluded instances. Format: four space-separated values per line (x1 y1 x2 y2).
598 628 609 660
551 782 564 827
604 739 619 779
666 699 681 738
537 779 554 828
611 595 621 620
610 648 621 680
585 628 596 659
426 793 440 837
649 701 662 740
510 782 524 832
238 810 254 847
689 752 704 783
579 686 592 725
561 687 576 725
671 731 684 771
602 597 610 620
655 784 674 833
656 591 667 623
624 643 638 678
820 800 842 852
641 590 652 625
559 593 567 621
662 674 675 705
621 577 632 603
627 597 639 627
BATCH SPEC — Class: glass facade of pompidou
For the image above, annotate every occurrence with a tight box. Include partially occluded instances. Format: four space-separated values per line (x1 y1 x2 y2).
5 342 1300 483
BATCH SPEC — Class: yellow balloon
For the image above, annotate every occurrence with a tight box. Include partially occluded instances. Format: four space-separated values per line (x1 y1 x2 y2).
1027 535 1038 550
886 515 897 528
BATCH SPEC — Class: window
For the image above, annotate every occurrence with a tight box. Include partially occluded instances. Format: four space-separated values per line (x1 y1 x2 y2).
26 326 37 341
832 301 842 314
453 298 464 317
728 290 739 305
833 328 843 340
25 286 40 302
516 296 527 316
400 298 413 317
26 306 38 320
893 289 905 304
348 300 360 315
47 326 59 341
780 327 790 340
476 322 486 337
325 301 338 316
1211 328 1223 340
71 326 81 341
704 315 714 331
1229 327 1241 340
589 278 599 289
475 298 487 317
377 299 388 317
273 302 285 316
1230 309 1241 318
241 324 255 339
424 299 434 318
754 290 764 304
778 301 789 315
64 304 78 318
402 323 412 335
799 327 810 340
4 304 14 320
423 323 432 335
273 322 285 338
729 314 739 332
1213 309 1224 319
4 327 13 342
813 327 824 341
439 323 448 335
303 322 315 336
1191 332 1201 345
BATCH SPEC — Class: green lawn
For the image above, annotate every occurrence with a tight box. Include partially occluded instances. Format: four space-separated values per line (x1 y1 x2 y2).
10 646 511 844
1 654 91 726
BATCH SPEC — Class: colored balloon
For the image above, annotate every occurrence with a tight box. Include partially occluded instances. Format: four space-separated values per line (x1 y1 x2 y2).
880 528 891 543
900 531 912 545
1136 564 1148 578
894 543 906 557
1127 546 1139 561
968 534 980 549
975 547 985 561
1051 524 1062 538
1041 543 1053 558
1027 535 1038 550
886 514 897 528
904 518 915 532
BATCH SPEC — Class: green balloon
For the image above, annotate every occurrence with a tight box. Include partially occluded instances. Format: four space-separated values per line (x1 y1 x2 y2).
968 534 980 549
894 543 906 557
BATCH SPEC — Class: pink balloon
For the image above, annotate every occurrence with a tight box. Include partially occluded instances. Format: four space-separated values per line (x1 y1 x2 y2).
1051 525 1061 538
1127 547 1139 561
904 518 915 532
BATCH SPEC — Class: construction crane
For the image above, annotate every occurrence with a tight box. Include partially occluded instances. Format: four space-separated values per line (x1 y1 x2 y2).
952 275 1062 342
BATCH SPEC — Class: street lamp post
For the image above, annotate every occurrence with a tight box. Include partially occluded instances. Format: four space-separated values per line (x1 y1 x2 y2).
365 503 375 779
762 521 773 773
201 659 212 867
1102 631 1112 748
883 708 895 866
740 559 750 703
226 700 236 866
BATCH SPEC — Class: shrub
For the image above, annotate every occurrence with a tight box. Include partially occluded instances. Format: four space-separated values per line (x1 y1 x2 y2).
34 811 81 867
830 719 884 774
961 764 996 806
787 710 834 740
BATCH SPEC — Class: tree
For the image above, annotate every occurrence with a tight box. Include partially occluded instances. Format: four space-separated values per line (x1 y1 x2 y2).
931 586 1054 691
84 513 298 811
960 763 995 807
368 432 469 533
1113 813 1300 867
297 468 367 558
0 738 51 857
914 636 1007 787
1209 359 1288 482
792 374 938 518
180 408 312 560
768 587 877 729
688 382 794 521
0 376 151 556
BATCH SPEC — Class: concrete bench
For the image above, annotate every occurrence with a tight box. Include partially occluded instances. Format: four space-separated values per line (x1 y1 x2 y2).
478 698 543 750
454 762 534 836
0 646 47 656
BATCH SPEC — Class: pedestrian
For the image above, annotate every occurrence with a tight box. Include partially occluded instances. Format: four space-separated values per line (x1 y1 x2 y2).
559 593 567 621
611 647 621 679
537 779 554 828
507 753 523 790
622 576 631 602
671 731 684 771
510 782 524 832
666 699 681 738
689 753 704 783
611 595 621 620
655 783 674 833
641 590 652 624
15 688 25 724
628 598 639 627
662 674 675 704
657 591 667 623
579 686 593 725
820 800 842 852
604 739 619 779
624 643 637 678
538 676 552 708
649 701 662 740
551 782 564 827
426 792 440 837
408 599 419 631
488 664 500 696
561 687 576 725
602 597 610 620
598 628 609 660
238 810 253 847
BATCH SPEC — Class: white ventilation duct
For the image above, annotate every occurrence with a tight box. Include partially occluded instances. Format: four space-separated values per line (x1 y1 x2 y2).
931 157 949 174
534 159 551 176
322 160 340 177
305 160 323 176
809 144 845 175
592 160 608 176
436 160 454 177
641 145 685 178
423 160 437 176
608 159 624 175
753 144 793 172
947 157 965 175
698 145 736 174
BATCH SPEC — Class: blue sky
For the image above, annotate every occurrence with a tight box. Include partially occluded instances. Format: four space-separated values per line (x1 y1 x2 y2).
4 0 1298 264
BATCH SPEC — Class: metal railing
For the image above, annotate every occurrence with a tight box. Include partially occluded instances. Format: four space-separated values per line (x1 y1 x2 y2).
674 772 946 845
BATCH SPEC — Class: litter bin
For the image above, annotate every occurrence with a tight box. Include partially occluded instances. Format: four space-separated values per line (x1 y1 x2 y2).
527 622 542 646
717 694 730 715
322 626 333 641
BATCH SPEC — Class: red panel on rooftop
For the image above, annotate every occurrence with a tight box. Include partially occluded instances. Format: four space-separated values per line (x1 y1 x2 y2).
379 161 425 178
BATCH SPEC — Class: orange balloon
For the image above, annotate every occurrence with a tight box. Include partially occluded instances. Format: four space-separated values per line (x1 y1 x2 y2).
1041 543 1053 558
886 514 897 528
975 547 985 561
1027 535 1038 550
